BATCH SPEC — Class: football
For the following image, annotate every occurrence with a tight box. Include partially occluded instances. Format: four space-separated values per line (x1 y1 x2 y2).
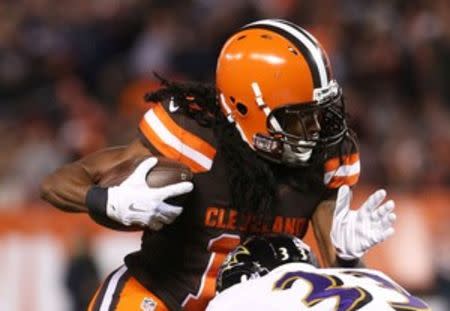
94 156 193 231
99 156 193 188
145 157 193 206
146 157 193 187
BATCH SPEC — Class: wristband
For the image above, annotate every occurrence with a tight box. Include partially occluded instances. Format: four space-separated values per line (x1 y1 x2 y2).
85 186 108 217
86 186 136 231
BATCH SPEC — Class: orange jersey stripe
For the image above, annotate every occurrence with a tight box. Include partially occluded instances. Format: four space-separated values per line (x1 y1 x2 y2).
324 153 360 173
324 152 360 188
87 287 101 311
139 118 209 173
139 102 217 173
324 153 359 172
152 104 216 159
327 174 360 189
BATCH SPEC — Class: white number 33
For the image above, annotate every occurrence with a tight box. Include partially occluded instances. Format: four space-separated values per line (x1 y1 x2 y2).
278 247 308 261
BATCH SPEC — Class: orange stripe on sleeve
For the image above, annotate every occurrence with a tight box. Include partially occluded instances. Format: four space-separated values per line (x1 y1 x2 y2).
324 153 359 173
151 104 216 159
139 118 209 173
327 174 360 189
324 152 360 188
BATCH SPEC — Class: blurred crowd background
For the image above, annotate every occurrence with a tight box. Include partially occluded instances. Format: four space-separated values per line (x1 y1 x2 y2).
0 0 449 310
1 0 450 202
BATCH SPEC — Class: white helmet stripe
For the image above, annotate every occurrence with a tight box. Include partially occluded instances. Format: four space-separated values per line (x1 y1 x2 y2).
251 82 282 132
245 19 329 87
219 93 235 123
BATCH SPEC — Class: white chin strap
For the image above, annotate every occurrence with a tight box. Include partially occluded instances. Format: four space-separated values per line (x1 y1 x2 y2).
296 147 313 162
283 140 316 163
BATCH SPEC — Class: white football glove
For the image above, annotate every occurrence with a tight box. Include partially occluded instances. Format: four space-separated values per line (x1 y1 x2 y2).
106 157 193 230
330 185 396 260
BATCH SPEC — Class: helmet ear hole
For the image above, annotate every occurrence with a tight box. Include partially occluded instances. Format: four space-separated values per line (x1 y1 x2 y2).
236 102 248 116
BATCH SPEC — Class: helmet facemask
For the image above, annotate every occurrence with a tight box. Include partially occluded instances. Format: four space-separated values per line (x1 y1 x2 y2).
253 80 348 167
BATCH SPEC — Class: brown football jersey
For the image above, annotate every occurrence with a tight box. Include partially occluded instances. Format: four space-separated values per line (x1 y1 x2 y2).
124 99 360 310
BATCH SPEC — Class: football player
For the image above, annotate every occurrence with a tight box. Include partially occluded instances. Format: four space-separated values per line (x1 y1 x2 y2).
207 233 429 311
41 19 396 310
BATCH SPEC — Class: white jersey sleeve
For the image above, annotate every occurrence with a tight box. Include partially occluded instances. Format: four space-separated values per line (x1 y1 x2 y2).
206 263 430 311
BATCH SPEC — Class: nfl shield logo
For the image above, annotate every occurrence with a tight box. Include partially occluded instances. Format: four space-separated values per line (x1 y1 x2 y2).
140 297 157 311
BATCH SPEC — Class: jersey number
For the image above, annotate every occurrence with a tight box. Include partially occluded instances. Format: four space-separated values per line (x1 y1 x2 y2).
274 270 370 310
343 271 430 311
273 270 430 311
183 234 240 310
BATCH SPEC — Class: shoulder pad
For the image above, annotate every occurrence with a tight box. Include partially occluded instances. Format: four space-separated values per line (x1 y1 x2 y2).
139 101 216 173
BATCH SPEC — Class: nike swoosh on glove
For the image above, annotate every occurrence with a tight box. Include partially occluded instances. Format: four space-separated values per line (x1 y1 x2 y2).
106 157 193 230
330 185 396 260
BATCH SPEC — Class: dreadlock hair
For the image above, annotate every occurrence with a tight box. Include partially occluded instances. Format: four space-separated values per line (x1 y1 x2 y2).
145 74 277 228
145 73 219 127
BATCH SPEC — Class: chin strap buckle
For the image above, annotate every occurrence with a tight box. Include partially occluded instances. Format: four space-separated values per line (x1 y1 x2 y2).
253 133 283 155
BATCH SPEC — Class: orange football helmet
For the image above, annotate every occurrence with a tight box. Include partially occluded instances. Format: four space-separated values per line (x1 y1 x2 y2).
216 19 348 166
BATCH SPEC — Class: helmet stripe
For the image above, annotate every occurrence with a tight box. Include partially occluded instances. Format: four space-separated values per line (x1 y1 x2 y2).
277 20 332 82
219 93 236 123
251 82 282 132
243 19 329 88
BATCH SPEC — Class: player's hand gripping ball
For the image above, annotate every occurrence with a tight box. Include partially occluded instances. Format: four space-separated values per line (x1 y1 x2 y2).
99 156 193 230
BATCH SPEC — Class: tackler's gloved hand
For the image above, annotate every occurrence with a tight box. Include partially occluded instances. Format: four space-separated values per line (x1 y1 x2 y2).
330 185 396 260
96 158 193 230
